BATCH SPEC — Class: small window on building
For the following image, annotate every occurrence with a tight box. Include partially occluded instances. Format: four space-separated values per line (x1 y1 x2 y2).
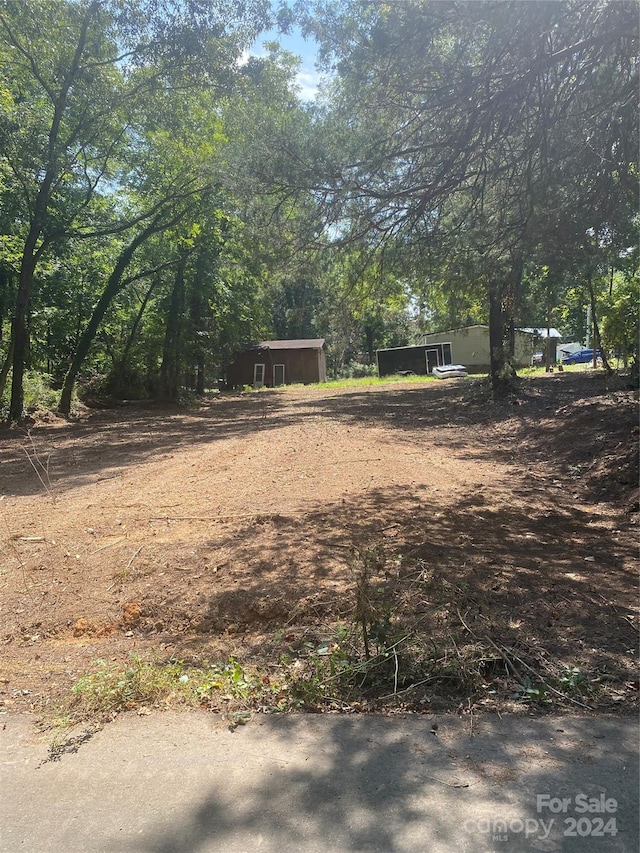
253 363 265 387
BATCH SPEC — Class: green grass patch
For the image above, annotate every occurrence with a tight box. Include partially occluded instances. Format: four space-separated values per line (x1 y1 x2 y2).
234 374 441 393
66 654 281 720
321 373 439 389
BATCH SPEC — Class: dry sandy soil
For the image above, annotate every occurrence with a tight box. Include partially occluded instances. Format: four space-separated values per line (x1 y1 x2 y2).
0 371 637 719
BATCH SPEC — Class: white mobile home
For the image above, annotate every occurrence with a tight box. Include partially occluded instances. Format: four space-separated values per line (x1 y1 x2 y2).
416 325 541 373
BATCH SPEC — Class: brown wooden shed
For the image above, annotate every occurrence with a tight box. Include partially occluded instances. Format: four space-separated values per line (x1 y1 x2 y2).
224 339 327 388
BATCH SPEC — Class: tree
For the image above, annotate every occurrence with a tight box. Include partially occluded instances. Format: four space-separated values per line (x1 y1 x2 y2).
601 265 640 371
0 0 269 420
57 193 203 414
294 0 638 389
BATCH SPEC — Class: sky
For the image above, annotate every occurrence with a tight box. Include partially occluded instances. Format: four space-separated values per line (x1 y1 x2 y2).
250 25 322 101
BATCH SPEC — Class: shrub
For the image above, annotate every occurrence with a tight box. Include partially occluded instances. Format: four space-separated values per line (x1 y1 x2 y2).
0 370 59 417
337 361 377 379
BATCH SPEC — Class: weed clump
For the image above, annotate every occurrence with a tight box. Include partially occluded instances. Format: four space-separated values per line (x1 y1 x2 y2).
67 654 274 721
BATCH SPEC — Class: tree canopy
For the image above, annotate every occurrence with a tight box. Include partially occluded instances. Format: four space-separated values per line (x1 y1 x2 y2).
0 0 637 419
292 0 638 386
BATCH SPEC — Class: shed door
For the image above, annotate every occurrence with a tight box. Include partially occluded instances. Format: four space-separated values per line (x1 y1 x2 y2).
425 348 440 373
425 343 453 372
273 364 285 386
253 363 265 387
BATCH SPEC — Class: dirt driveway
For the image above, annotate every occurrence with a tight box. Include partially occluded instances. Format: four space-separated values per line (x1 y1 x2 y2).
0 372 637 718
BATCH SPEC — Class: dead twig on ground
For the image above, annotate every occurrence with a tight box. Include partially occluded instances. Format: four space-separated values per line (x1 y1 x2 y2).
108 546 143 590
148 511 304 522
457 606 594 710
505 646 594 711
484 636 524 683
21 434 55 501
91 537 127 553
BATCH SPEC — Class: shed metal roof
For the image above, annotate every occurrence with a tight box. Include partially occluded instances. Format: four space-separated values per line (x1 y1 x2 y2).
257 339 325 350
418 325 563 342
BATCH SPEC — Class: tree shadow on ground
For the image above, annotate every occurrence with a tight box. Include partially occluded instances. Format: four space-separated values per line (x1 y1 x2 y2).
1 372 634 502
146 478 637 712
1 373 636 717
110 714 638 853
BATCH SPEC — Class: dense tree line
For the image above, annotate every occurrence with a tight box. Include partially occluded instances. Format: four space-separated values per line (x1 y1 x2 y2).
293 0 638 388
0 0 637 420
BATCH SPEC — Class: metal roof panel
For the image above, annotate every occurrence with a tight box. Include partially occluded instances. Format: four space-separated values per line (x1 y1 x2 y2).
258 339 326 350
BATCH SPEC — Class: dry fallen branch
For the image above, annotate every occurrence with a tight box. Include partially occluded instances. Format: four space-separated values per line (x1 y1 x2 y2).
10 535 45 542
456 606 593 710
148 511 304 522
107 545 143 591
484 636 524 683
91 537 127 553
21 435 55 501
503 645 594 711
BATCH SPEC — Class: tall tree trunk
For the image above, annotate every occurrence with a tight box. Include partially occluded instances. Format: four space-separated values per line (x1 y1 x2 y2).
0 267 9 344
488 279 508 393
587 274 612 374
7 3 97 422
58 226 156 415
159 255 187 402
113 277 159 396
508 319 515 359
9 251 37 421
364 324 375 364
545 293 553 372
195 351 205 396
488 257 524 393
190 281 205 396
0 332 15 401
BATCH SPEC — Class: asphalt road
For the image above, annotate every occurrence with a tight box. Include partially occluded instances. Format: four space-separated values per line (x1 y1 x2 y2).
1 711 637 852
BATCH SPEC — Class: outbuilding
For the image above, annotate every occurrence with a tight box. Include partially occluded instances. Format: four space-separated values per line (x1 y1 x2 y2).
417 325 547 373
518 327 563 364
376 344 444 377
224 339 327 388
377 324 560 376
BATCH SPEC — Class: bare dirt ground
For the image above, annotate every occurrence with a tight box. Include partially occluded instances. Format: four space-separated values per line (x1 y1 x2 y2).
0 371 638 720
